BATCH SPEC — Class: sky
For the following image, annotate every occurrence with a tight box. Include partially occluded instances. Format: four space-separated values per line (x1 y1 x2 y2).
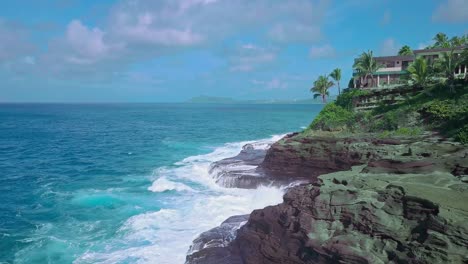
0 0 467 102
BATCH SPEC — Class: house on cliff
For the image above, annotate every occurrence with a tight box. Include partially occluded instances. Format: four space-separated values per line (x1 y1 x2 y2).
353 47 467 89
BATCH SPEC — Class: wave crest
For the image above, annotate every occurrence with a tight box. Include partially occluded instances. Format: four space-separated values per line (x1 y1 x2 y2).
147 177 193 193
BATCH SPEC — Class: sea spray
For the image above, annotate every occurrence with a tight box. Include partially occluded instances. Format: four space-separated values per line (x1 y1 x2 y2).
3 104 321 264
75 135 286 264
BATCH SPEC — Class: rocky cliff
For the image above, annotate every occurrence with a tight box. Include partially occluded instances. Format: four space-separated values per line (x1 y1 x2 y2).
186 132 468 264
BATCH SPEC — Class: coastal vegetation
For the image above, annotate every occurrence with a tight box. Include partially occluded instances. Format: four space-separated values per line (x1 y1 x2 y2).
310 75 334 103
306 33 468 144
353 50 382 87
428 32 468 49
398 45 413 56
329 68 342 95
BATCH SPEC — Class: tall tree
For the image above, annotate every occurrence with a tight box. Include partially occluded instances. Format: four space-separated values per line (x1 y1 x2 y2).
329 68 342 95
462 48 468 81
353 50 381 87
406 57 430 88
450 36 463 47
398 45 413 56
436 49 462 92
311 75 334 103
432 33 450 48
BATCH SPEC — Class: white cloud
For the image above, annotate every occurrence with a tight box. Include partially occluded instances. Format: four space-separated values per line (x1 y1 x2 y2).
109 0 329 46
0 20 34 64
433 0 468 23
269 23 322 43
229 44 276 72
2 0 332 81
380 38 398 56
112 12 203 46
66 20 110 59
309 44 335 59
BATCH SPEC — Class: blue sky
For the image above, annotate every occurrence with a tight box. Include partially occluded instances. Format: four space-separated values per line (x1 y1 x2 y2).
0 0 467 102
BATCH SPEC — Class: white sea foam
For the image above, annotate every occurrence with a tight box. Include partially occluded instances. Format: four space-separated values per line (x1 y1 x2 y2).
75 134 287 264
147 177 193 193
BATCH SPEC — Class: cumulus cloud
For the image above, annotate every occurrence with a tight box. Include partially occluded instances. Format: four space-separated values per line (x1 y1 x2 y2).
229 44 276 72
433 0 468 23
111 12 203 46
65 20 114 63
269 23 322 43
109 0 329 46
0 19 35 64
380 38 399 56
34 20 128 80
2 0 332 81
309 44 335 59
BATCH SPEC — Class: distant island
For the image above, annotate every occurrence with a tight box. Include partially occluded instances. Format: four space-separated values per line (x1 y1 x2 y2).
186 95 334 104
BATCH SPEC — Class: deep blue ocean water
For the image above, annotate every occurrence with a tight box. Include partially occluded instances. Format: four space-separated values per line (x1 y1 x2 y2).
0 103 322 264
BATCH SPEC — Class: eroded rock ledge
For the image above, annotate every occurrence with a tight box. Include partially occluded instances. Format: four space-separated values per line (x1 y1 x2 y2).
261 132 467 181
187 133 468 264
188 168 468 263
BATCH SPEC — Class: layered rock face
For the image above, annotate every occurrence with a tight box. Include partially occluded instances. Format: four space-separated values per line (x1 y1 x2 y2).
188 169 468 264
187 133 468 264
227 170 468 264
186 215 249 264
209 143 270 189
262 132 467 181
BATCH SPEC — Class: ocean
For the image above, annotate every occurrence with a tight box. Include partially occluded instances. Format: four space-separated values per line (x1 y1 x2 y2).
0 103 322 264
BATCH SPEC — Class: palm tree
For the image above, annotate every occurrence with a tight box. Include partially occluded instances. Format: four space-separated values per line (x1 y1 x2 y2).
329 68 342 95
436 49 461 92
461 48 468 81
450 36 463 47
353 50 381 87
432 33 450 48
398 45 413 56
406 56 430 88
310 75 334 103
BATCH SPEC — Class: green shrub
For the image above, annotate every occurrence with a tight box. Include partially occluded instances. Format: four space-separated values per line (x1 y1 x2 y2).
309 103 354 131
421 100 455 120
378 130 391 138
335 89 369 110
371 111 399 132
377 127 423 138
394 127 423 136
455 125 468 144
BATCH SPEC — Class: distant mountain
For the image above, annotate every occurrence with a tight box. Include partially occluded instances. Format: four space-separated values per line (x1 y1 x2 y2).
186 96 238 104
186 95 334 104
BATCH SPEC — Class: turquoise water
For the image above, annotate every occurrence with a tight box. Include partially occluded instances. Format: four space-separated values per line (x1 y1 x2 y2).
0 103 322 264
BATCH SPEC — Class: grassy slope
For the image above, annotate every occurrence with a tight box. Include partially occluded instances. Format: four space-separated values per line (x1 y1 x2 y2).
303 81 468 143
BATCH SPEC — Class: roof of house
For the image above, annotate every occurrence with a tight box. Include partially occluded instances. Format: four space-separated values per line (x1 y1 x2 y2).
374 55 414 61
354 55 414 62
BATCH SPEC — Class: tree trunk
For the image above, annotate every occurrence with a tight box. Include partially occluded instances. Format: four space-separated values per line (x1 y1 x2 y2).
338 81 341 95
322 94 326 103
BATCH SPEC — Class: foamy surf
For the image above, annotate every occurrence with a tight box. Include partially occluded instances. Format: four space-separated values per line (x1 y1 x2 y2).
75 134 287 264
147 177 194 193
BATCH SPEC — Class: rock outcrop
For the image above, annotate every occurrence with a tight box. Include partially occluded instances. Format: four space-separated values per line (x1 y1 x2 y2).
209 143 270 189
187 132 468 264
262 132 467 182
188 168 468 264
186 215 249 264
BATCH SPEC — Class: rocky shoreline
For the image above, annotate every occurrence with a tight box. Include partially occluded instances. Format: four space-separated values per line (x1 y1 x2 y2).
186 132 468 264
